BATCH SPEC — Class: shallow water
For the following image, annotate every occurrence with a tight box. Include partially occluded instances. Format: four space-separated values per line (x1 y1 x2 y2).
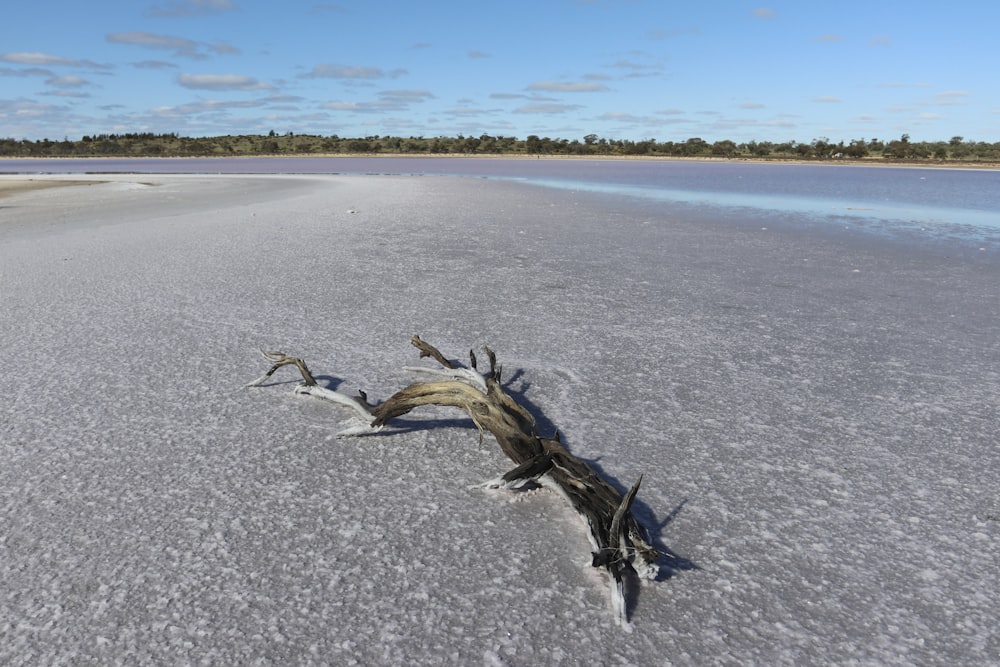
3 157 998 249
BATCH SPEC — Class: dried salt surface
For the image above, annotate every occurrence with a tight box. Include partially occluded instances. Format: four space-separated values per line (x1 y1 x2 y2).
1 174 998 665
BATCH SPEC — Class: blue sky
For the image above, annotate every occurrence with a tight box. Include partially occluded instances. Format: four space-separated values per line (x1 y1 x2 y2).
2 0 998 143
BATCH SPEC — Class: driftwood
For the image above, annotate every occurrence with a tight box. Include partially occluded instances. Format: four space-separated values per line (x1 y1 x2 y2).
247 335 660 630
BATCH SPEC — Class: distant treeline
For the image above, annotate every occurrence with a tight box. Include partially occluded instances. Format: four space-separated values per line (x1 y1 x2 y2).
3 132 1000 163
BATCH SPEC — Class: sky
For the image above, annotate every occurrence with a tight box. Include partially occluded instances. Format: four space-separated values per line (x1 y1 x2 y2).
2 0 999 144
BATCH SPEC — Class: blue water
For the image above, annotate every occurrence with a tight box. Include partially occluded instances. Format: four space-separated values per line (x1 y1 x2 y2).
3 157 998 249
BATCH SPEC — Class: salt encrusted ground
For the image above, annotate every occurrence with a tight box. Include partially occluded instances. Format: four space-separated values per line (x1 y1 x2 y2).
1 174 997 665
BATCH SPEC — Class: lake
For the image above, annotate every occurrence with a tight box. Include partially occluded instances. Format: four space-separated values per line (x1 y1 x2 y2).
3 157 998 252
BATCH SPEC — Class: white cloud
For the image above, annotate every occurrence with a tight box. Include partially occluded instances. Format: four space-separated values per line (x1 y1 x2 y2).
177 73 272 90
814 96 842 103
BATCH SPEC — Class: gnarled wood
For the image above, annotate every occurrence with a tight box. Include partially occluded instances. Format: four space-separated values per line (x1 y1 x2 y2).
249 336 661 630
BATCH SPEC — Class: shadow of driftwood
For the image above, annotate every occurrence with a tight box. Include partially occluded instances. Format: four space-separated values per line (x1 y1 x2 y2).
500 368 559 438
501 367 700 588
504 369 700 568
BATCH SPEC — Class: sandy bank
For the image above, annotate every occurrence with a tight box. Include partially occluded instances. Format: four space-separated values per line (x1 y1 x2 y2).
0 177 107 199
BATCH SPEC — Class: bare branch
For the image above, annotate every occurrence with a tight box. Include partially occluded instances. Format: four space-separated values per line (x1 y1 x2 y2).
248 338 662 629
246 349 318 387
410 334 457 369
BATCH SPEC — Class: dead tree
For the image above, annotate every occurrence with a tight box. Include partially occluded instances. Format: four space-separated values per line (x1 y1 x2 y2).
247 335 660 630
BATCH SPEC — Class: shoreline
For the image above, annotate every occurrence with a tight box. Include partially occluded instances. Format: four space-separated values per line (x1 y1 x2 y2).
2 153 998 171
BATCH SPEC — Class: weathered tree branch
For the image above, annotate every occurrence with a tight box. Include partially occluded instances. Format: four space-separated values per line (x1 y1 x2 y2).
248 336 660 630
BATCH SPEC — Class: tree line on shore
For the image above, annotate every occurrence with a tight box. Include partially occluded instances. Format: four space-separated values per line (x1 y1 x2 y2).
3 132 999 163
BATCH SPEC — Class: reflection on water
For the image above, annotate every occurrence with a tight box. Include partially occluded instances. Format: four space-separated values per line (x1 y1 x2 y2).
519 177 1000 245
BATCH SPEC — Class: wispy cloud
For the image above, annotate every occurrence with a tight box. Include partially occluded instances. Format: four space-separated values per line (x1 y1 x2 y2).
0 51 109 69
702 116 798 132
379 89 434 102
596 111 672 126
177 73 272 90
512 103 584 114
303 64 407 79
752 8 776 19
321 89 434 114
926 90 969 106
310 3 348 14
152 98 266 118
816 34 844 43
468 51 491 59
526 81 609 93
106 32 233 60
147 0 238 17
814 96 842 103
445 106 503 118
212 42 241 56
133 60 180 70
606 59 664 78
43 89 91 99
0 66 55 78
646 27 700 40
47 75 90 88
